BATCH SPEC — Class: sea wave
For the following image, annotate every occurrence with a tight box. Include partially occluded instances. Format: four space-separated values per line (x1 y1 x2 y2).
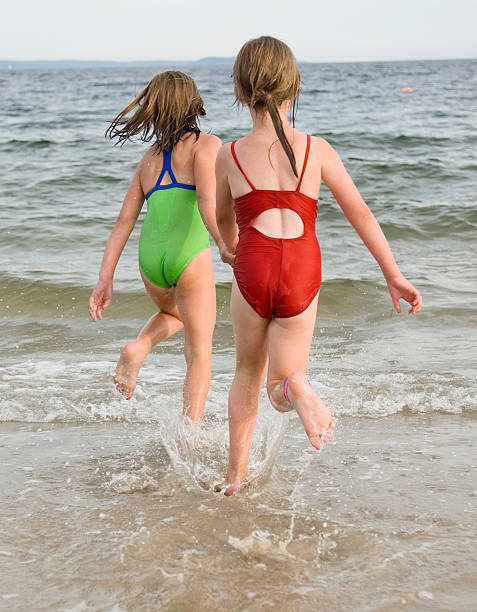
0 359 474 424
1 274 475 321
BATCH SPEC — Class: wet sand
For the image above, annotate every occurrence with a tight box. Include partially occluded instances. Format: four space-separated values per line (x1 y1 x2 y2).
1 412 476 611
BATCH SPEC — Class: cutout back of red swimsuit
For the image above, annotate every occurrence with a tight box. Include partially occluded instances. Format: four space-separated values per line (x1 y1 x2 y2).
232 135 321 318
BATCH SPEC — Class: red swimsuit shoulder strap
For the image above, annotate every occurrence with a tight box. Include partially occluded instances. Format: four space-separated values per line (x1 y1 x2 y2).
231 141 256 191
296 134 311 193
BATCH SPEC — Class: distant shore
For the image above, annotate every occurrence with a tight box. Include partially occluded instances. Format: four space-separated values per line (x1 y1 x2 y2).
0 57 235 70
1 56 475 70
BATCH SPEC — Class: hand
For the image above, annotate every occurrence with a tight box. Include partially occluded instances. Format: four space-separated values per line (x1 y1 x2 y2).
386 274 422 314
219 242 236 267
88 278 113 322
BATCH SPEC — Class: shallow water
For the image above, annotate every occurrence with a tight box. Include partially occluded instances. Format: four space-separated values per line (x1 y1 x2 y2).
1 59 477 610
1 414 476 611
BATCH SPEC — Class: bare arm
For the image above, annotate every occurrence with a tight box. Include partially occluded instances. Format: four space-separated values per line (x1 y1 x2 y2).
194 134 235 265
215 144 238 265
320 138 421 314
88 162 145 321
194 134 222 243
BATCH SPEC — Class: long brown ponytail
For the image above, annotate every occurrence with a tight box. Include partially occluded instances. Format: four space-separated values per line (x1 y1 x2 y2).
265 96 298 176
233 36 301 176
106 71 205 152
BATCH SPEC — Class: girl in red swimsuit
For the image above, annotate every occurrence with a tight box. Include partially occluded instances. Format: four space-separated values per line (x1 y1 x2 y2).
216 36 422 495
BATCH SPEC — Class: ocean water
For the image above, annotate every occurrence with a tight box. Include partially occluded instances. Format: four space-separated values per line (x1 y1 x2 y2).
0 59 476 611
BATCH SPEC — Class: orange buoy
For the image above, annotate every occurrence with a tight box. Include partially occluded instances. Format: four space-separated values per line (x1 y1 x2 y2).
401 87 413 93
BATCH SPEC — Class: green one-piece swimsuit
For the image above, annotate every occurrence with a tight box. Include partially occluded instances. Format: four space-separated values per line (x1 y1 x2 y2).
139 146 210 288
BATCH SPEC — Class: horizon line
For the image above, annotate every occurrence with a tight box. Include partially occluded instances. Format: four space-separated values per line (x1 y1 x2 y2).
1 55 476 67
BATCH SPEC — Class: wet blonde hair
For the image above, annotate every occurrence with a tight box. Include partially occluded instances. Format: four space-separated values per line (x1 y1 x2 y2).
233 36 301 176
106 71 205 151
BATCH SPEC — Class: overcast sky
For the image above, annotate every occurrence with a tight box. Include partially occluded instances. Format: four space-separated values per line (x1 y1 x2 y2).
2 0 476 63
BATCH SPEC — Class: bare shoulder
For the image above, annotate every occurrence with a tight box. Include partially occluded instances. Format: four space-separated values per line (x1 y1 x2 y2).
216 141 233 163
196 132 222 152
135 146 160 185
311 136 335 154
311 136 343 169
138 145 158 167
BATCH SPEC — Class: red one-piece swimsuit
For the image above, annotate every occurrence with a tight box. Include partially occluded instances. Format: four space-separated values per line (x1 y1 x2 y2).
231 134 321 318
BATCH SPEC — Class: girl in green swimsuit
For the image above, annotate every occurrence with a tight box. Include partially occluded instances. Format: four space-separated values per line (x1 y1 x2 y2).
89 71 232 422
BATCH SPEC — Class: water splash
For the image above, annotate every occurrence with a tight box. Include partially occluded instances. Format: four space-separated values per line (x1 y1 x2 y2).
228 529 292 560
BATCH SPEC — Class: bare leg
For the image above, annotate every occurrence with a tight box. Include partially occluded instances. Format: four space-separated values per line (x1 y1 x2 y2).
174 248 216 422
217 280 268 495
267 294 335 449
114 272 183 399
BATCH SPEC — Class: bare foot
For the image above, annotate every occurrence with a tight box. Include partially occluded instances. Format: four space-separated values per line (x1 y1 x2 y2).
214 478 252 496
286 371 335 450
213 466 257 496
113 341 147 400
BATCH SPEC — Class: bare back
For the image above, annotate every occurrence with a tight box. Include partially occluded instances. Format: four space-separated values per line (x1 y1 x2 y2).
140 132 203 195
228 130 323 239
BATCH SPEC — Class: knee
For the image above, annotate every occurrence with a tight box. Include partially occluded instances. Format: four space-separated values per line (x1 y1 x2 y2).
233 359 265 389
160 309 183 325
236 354 267 377
183 342 211 365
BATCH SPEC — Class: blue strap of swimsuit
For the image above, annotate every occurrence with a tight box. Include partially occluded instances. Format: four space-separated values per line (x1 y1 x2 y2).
154 148 178 189
146 133 196 196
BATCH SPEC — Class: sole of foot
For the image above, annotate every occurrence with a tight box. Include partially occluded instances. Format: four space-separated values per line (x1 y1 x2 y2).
113 341 146 400
287 372 335 450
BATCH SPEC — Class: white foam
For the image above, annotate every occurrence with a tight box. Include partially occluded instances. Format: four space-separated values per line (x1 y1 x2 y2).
228 529 292 560
108 466 160 494
0 359 474 425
